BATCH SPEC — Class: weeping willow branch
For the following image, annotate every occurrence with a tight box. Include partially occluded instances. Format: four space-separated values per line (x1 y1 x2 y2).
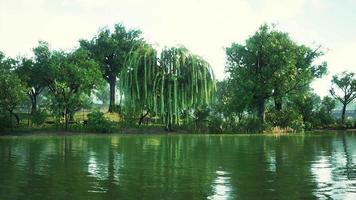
120 45 216 131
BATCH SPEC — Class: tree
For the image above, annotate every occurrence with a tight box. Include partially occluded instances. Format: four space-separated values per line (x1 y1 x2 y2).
0 54 27 131
212 80 247 126
15 42 50 114
225 24 326 125
321 96 336 115
43 48 101 129
120 46 215 131
80 23 143 112
318 96 336 126
330 71 356 123
289 91 321 129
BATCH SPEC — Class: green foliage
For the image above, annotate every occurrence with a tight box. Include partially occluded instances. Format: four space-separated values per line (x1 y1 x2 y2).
87 111 114 133
80 23 143 112
225 24 326 124
94 84 110 105
235 117 263 133
31 110 47 126
0 112 11 131
0 62 27 113
266 108 304 132
317 96 336 127
207 114 224 134
192 106 211 133
15 41 50 114
121 45 216 131
43 48 101 127
344 119 356 129
330 71 356 123
289 91 321 129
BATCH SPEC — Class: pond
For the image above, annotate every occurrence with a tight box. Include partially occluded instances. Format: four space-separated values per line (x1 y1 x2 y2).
0 132 355 200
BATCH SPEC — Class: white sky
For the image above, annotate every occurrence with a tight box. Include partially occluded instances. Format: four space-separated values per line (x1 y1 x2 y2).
0 0 355 96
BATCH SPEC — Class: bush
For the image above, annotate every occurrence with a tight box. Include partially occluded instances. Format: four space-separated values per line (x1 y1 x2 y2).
345 119 355 129
236 117 263 133
87 111 114 133
0 113 10 131
266 108 305 132
208 114 224 134
31 110 47 126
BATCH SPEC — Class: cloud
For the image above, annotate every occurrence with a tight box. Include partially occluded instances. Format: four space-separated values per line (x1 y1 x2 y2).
0 0 355 97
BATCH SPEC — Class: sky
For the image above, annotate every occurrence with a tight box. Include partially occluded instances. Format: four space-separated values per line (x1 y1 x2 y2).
0 0 355 97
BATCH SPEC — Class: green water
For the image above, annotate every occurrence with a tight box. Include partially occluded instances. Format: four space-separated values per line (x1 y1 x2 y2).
0 133 355 200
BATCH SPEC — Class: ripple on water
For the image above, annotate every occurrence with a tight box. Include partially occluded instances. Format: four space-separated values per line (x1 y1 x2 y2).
208 169 235 200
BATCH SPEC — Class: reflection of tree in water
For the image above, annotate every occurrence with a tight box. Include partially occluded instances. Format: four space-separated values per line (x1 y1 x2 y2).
1 134 356 200
342 134 356 180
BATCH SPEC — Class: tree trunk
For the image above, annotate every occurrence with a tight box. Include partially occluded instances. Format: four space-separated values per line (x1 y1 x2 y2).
13 113 20 125
257 99 266 125
31 94 37 114
9 110 13 132
274 96 282 111
165 112 173 131
138 110 149 126
108 76 116 113
341 103 347 124
64 109 69 130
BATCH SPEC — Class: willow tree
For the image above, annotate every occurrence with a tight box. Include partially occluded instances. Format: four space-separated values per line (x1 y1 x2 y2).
121 46 216 131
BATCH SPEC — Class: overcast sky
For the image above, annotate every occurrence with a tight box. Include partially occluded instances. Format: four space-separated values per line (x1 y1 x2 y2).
0 0 355 96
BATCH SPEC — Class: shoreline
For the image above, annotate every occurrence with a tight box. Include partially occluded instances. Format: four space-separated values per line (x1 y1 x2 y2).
1 127 355 137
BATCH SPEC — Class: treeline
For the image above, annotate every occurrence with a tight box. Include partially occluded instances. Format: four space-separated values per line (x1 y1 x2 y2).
0 23 355 133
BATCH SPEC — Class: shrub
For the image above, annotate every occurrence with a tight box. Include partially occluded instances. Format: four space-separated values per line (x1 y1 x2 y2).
266 108 305 132
31 110 47 126
208 114 224 134
236 117 263 133
345 119 355 129
87 111 114 133
0 113 10 131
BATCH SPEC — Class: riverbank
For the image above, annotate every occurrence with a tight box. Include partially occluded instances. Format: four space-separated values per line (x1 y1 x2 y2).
0 127 191 136
1 127 355 137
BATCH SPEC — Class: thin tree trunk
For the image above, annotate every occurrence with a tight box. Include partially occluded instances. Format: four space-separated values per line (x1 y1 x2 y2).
108 76 116 113
341 103 347 124
165 112 173 131
257 99 266 125
274 96 282 111
138 110 149 126
13 113 20 125
64 109 69 130
9 110 13 132
31 94 37 114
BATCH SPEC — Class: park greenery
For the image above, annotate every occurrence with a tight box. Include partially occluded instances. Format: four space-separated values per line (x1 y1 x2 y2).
0 24 355 134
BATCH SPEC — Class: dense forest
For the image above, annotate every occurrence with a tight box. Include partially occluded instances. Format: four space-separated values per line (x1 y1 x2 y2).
0 24 355 134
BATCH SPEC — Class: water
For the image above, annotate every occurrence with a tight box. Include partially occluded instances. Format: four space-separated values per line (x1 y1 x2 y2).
0 133 355 200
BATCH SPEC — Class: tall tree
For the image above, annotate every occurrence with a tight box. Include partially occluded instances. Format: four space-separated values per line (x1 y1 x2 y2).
15 42 50 114
121 46 216 131
225 24 326 125
80 23 143 112
43 49 101 128
0 53 26 131
330 71 356 123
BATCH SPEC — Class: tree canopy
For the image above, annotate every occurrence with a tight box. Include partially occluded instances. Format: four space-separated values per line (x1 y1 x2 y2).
120 45 216 131
330 71 356 123
225 24 327 125
42 48 102 128
80 23 143 112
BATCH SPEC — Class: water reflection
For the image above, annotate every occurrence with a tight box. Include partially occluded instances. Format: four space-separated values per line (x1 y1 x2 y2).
208 169 233 200
0 133 355 200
